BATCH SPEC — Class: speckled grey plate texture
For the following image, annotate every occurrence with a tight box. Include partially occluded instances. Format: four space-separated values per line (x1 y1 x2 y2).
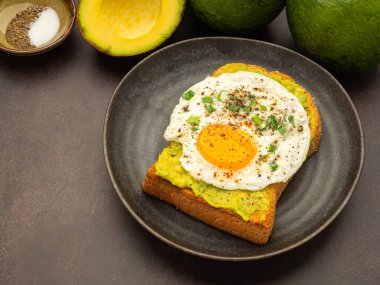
104 37 364 261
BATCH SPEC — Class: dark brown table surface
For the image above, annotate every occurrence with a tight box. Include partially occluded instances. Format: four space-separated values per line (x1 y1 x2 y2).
1 7 379 285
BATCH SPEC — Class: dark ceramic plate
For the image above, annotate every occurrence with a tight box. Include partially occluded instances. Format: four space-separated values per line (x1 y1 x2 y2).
104 38 364 260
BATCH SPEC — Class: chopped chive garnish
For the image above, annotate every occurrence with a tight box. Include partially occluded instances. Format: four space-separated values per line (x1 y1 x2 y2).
259 126 267 131
270 161 278 172
259 105 268 111
182 90 195 100
288 115 295 127
259 154 268 162
187 115 200 127
268 144 277 153
207 104 216 114
227 104 240 112
252 114 264 126
247 97 256 106
191 127 199 132
217 91 224 102
201 96 213 104
228 93 237 101
278 124 287 135
243 106 252 113
267 115 279 131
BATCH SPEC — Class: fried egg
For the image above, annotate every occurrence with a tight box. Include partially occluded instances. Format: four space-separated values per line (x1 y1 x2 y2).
164 71 310 191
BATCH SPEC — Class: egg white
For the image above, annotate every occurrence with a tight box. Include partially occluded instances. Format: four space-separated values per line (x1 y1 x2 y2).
164 71 310 191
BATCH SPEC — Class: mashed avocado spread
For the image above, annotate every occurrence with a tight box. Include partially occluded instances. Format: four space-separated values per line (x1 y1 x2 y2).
155 143 271 221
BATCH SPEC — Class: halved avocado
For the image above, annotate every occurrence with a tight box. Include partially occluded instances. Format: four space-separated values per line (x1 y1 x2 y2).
77 0 186 56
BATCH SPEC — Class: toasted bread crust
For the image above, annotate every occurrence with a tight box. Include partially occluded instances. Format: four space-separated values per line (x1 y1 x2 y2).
143 166 287 244
142 64 321 244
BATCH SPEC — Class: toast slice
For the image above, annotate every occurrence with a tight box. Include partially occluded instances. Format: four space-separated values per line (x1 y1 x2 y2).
142 63 321 244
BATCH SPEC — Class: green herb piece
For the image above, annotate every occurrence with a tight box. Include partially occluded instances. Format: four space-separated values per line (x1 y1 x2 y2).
247 96 256 106
252 114 264 127
267 115 279 131
201 96 213 104
270 161 278 172
259 154 268 162
249 100 256 106
191 127 199 132
278 124 287 135
187 115 200 128
288 115 295 127
243 106 252 113
228 93 237 101
227 104 240 112
248 94 256 100
259 105 268 111
182 90 195 100
217 91 225 102
207 104 216 114
268 144 277 153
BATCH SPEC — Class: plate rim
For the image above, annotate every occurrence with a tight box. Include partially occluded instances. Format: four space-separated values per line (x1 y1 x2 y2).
103 37 365 261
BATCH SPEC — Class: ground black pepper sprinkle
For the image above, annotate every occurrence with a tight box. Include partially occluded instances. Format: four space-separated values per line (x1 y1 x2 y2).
5 5 46 49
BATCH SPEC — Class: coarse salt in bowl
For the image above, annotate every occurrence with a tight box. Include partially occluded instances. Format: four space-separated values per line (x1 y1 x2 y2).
28 7 60 47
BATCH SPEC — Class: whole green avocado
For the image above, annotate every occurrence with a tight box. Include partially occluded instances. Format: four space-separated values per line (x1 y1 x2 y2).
189 0 286 34
287 0 380 72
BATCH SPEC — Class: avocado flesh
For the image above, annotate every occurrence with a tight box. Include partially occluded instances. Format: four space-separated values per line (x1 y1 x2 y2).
77 0 185 56
100 0 161 40
287 0 380 72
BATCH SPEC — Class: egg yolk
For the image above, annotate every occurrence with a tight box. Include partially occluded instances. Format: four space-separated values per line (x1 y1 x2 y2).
197 124 257 170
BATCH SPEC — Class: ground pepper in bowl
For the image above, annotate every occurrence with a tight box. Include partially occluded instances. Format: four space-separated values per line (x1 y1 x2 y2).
4 5 60 50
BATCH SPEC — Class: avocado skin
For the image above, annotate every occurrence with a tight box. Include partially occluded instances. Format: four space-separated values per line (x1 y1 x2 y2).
189 0 285 34
287 0 380 72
